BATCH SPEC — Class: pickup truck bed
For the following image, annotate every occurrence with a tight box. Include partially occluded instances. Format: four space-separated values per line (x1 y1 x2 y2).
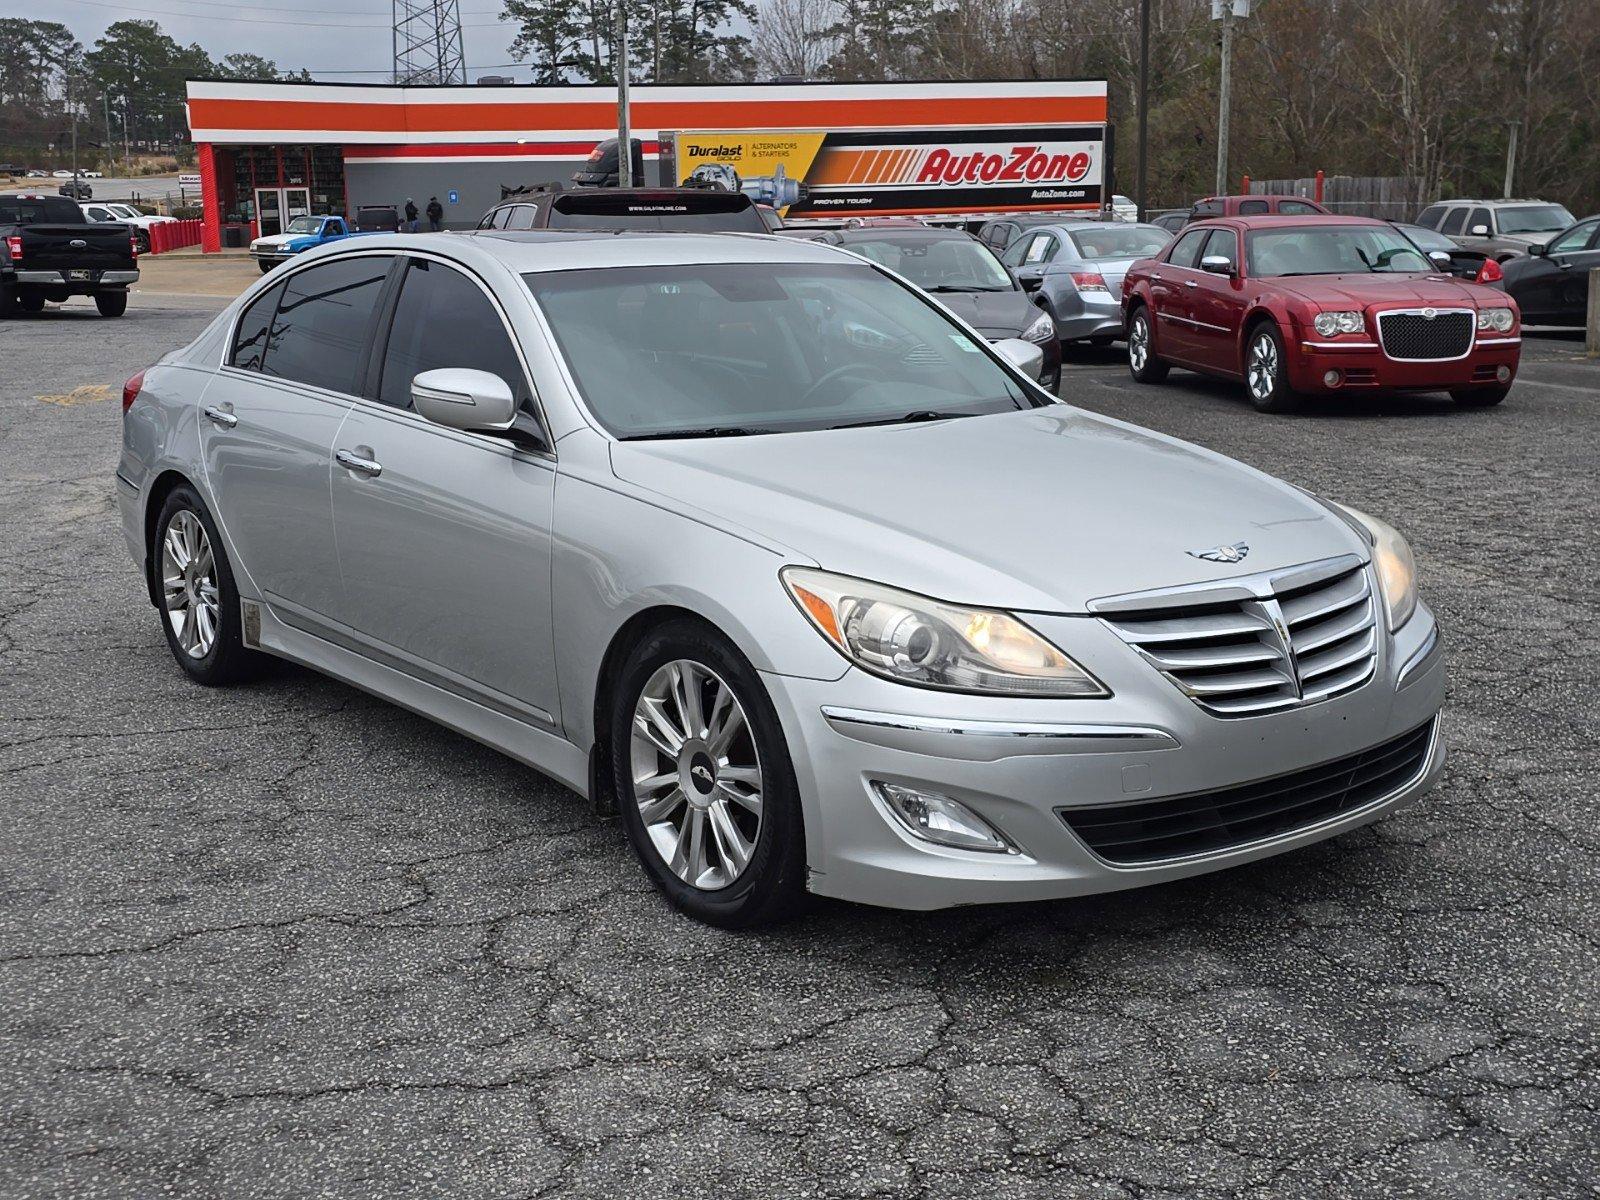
2 192 138 317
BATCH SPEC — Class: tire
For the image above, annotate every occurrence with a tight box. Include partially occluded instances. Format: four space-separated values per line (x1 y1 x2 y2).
1089 334 1116 347
1450 385 1510 407
1243 321 1300 413
1126 306 1169 383
609 619 808 928
150 486 265 686
94 290 127 317
18 291 45 313
258 261 274 274
0 284 15 318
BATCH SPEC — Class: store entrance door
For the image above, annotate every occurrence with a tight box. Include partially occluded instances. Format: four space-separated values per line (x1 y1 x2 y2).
253 187 311 237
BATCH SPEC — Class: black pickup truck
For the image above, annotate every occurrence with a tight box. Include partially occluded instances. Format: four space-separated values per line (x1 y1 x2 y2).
1 192 138 317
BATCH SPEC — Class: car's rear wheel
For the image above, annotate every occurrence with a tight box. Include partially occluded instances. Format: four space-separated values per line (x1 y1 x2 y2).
1450 385 1510 407
1127 307 1169 383
0 285 17 318
610 620 807 928
1244 322 1299 413
18 292 45 313
152 486 264 685
94 290 127 317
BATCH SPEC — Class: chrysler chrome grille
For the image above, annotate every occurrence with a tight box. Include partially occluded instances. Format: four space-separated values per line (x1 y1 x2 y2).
1377 308 1473 361
1093 555 1378 717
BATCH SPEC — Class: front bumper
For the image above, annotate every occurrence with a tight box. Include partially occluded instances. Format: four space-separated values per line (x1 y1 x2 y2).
1288 333 1521 393
763 600 1445 910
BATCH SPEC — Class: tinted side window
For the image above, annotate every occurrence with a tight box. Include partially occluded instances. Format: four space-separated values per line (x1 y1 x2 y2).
1238 199 1269 215
1549 219 1599 253
1202 229 1240 266
1279 200 1319 214
1415 205 1444 228
1467 208 1492 234
261 256 390 394
230 282 284 371
1192 200 1221 218
377 259 532 413
504 205 536 231
1439 207 1467 234
1168 229 1210 268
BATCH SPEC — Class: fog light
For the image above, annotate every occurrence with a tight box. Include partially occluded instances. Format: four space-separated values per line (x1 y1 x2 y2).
1323 369 1342 388
871 782 1017 853
1496 365 1511 383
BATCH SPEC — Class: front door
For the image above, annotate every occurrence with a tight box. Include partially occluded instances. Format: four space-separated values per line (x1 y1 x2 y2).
1151 227 1212 363
329 255 560 726
1187 229 1249 375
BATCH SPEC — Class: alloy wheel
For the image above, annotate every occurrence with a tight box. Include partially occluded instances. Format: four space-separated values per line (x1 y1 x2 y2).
1129 315 1149 371
1248 333 1279 401
160 510 220 659
630 659 764 891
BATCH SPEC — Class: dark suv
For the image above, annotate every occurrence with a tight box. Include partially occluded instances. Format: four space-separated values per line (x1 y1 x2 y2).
476 188 768 234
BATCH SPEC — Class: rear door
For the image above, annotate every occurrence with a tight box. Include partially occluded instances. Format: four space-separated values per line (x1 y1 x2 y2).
328 253 560 725
199 253 394 623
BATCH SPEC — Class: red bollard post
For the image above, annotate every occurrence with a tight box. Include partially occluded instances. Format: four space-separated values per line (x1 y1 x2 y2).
1241 173 1250 194
1314 169 1325 204
151 224 164 255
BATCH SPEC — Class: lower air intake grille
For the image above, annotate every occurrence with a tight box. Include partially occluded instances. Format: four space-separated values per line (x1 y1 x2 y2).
1378 309 1473 360
1060 717 1437 865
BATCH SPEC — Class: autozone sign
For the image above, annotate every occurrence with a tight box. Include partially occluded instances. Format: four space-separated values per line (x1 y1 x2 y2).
672 124 1107 218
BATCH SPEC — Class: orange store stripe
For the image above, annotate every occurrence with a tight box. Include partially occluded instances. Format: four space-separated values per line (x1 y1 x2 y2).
187 95 1108 135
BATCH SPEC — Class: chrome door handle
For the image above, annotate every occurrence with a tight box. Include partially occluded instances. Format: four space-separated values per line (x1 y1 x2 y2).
202 404 237 428
1184 279 1199 288
335 448 382 477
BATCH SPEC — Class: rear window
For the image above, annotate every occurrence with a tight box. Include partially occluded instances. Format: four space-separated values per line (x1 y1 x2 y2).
0 194 83 224
547 191 766 233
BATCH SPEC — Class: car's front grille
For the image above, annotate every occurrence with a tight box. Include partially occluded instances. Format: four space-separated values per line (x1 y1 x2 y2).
1059 717 1437 865
1096 557 1378 717
1377 309 1473 360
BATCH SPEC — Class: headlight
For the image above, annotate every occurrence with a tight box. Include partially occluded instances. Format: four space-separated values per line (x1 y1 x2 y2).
1335 505 1417 631
781 567 1107 697
1020 310 1056 344
1313 310 1365 337
1476 306 1514 333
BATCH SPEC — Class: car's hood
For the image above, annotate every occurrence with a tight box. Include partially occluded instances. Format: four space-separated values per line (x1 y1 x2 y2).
1493 232 1548 248
1268 273 1491 310
925 289 1037 338
608 406 1364 612
251 233 310 252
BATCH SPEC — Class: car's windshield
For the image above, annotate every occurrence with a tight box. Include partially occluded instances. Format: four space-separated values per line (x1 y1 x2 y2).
525 262 1040 439
838 236 1013 292
1066 225 1172 260
1394 223 1455 253
1495 204 1575 234
108 204 140 218
1247 226 1433 276
285 216 322 234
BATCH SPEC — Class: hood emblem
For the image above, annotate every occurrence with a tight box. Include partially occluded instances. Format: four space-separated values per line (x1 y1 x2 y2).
1187 542 1249 564
1421 307 1437 320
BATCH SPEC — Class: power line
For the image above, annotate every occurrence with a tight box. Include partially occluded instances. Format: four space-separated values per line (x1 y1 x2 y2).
50 0 511 30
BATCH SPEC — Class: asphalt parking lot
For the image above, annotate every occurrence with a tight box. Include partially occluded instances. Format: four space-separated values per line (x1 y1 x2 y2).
1 292 1596 1199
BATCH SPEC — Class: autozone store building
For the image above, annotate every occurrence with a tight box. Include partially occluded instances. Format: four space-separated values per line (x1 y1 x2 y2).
184 78 1110 251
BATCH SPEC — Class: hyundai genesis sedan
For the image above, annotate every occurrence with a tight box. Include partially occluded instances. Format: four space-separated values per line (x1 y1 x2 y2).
117 232 1445 927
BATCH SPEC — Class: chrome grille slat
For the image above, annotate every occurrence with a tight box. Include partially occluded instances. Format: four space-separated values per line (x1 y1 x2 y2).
1097 558 1379 718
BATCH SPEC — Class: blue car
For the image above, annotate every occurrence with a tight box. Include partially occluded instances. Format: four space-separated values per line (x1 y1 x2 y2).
249 215 381 273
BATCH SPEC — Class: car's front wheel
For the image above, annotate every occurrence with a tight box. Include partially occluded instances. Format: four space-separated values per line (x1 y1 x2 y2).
152 486 264 685
1244 322 1299 412
610 620 807 928
1127 307 1169 383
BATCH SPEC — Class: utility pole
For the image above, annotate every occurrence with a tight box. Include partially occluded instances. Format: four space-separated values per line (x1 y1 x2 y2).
1136 0 1150 220
1503 121 1519 199
1213 1 1234 196
615 4 632 188
103 94 113 175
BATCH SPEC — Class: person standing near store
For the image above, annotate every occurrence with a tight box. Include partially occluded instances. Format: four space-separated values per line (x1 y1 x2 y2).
404 197 419 233
426 196 443 232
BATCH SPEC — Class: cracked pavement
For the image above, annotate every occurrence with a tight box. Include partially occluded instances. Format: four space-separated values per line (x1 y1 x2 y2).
1 293 1596 1198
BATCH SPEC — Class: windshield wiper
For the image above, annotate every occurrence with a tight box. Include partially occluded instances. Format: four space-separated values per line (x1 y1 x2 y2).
926 284 1012 293
621 425 775 441
830 409 976 430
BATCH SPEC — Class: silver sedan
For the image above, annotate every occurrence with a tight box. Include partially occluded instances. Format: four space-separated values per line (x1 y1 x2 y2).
1000 221 1173 344
117 231 1445 926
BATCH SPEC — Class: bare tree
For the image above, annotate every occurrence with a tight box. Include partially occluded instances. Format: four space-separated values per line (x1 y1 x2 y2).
752 0 838 79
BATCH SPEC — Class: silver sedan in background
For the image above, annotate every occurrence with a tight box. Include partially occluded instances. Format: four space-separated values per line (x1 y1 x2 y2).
1000 221 1173 345
118 231 1444 927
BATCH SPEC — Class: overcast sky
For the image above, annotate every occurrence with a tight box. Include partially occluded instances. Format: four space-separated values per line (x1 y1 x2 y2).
39 0 528 82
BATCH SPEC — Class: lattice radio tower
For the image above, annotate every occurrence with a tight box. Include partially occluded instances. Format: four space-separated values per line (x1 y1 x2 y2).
392 0 466 85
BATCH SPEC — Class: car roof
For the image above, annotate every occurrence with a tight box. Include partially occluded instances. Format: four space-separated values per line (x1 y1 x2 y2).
459 229 854 272
830 226 969 242
1188 214 1388 231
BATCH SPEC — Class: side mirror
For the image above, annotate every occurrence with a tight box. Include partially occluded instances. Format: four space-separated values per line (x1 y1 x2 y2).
1470 224 1490 236
412 367 516 432
992 337 1045 382
1428 250 1452 266
1528 242 1547 257
1199 254 1235 275
1018 272 1044 292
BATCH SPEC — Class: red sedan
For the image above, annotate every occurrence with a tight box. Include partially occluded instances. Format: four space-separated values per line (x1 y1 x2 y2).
1120 216 1521 411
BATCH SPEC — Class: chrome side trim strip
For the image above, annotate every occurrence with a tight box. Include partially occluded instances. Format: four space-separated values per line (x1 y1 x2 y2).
821 706 1177 744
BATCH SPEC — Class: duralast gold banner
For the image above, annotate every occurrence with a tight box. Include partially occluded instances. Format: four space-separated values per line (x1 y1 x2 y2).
672 125 1106 219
